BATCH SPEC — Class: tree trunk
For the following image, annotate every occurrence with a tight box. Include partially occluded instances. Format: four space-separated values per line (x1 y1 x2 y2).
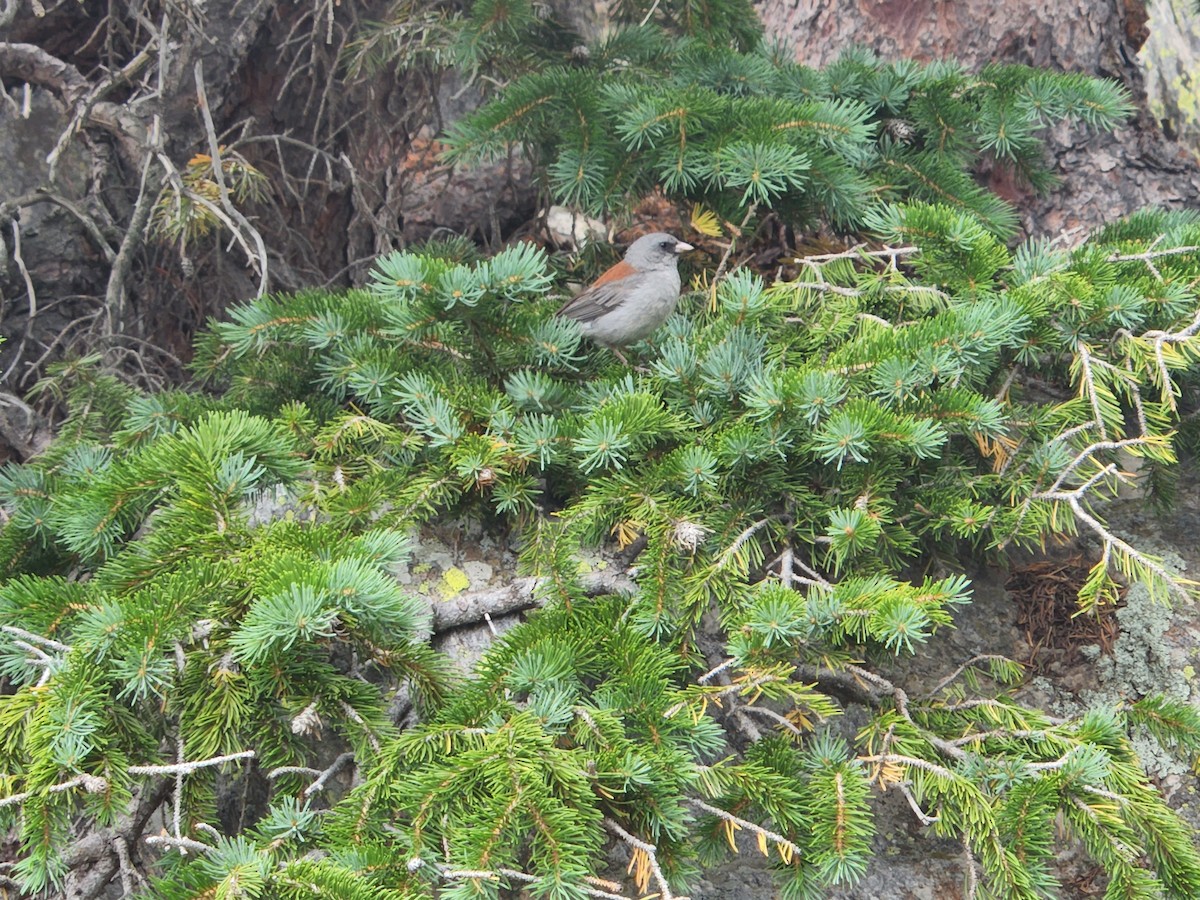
754 0 1200 236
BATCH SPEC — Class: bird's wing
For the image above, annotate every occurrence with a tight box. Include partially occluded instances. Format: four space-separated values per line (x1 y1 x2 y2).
556 260 639 324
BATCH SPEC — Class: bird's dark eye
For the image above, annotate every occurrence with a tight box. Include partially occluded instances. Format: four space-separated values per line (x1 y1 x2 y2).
660 240 675 250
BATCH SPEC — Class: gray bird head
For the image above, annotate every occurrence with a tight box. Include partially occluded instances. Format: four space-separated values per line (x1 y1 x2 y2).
624 232 694 271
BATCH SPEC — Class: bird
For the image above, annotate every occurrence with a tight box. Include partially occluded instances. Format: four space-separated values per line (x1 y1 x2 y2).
556 232 694 363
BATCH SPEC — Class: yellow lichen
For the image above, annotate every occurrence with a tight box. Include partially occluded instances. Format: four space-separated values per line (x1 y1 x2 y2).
438 566 471 599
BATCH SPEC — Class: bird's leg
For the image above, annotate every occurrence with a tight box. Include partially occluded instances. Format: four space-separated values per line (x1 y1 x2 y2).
609 343 651 373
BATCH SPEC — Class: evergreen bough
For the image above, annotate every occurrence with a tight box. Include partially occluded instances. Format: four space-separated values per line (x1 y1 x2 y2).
1 200 1199 897
434 1 1132 234
2 3 1200 898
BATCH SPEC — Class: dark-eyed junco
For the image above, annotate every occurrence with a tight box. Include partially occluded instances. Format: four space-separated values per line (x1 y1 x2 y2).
557 232 694 363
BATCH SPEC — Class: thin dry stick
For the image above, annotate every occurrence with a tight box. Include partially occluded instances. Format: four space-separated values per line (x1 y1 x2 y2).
304 751 354 797
962 832 979 900
4 218 39 384
192 60 269 296
104 146 158 337
638 0 662 26
0 190 116 263
710 202 759 290
45 42 155 178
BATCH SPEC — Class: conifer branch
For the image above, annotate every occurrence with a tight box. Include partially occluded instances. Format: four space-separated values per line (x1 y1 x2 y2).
9 640 54 685
1024 753 1078 772
861 752 958 782
924 655 1016 698
195 822 223 843
935 698 1022 714
1 623 71 653
1074 346 1109 441
947 728 1057 747
735 704 806 736
1033 487 1191 603
686 797 804 857
1081 784 1127 804
962 832 979 900
339 700 382 753
1107 241 1200 269
799 245 922 265
304 751 355 796
791 554 833 589
895 781 939 826
128 749 256 775
0 773 108 808
846 666 967 762
718 516 778 569
696 657 736 684
267 765 323 779
143 834 212 854
604 818 679 900
1041 437 1147 497
776 546 793 589
437 865 635 900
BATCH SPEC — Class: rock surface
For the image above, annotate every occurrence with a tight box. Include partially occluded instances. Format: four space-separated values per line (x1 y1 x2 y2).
1141 0 1200 150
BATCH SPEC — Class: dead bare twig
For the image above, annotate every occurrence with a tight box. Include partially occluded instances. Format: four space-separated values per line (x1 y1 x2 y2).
193 60 270 297
104 146 158 338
